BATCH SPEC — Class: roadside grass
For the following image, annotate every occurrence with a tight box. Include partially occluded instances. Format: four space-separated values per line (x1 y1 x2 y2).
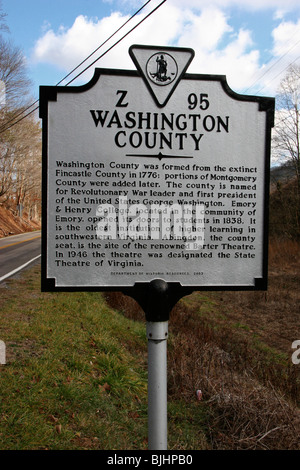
0 237 299 450
0 265 208 450
0 265 148 450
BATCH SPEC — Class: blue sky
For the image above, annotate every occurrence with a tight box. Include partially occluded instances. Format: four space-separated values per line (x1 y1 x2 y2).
2 0 300 101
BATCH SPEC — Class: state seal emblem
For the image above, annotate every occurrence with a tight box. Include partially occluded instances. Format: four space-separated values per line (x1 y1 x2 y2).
146 52 178 86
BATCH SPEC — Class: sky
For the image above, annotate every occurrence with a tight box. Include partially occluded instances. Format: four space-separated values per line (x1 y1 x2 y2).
2 0 300 103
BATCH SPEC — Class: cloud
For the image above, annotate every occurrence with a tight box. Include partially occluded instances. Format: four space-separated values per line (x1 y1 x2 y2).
32 4 259 89
163 0 300 10
245 18 300 95
118 0 300 10
272 18 300 58
33 13 130 71
176 7 233 51
189 29 261 92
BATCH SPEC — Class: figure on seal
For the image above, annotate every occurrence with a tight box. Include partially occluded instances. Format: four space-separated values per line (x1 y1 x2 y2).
156 54 168 81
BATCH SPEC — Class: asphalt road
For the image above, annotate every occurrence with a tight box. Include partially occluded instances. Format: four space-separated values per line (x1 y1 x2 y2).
0 231 41 283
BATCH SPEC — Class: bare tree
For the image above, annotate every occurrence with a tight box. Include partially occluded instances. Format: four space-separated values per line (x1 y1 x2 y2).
0 3 41 222
0 109 41 218
273 64 300 185
0 38 32 113
0 1 8 34
272 64 300 236
0 1 32 126
13 118 41 219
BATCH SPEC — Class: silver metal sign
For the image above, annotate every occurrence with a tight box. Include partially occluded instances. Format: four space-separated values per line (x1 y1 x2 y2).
40 44 274 292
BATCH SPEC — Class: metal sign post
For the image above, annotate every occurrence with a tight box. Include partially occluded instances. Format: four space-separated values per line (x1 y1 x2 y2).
131 280 192 450
147 320 168 450
145 279 169 450
133 279 191 450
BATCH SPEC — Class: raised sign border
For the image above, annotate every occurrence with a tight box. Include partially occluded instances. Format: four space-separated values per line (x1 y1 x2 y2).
39 66 275 311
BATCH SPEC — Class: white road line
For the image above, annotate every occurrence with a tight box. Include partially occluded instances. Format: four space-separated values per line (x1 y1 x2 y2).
0 254 41 283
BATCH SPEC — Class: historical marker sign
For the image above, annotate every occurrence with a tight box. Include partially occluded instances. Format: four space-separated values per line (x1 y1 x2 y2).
40 45 274 292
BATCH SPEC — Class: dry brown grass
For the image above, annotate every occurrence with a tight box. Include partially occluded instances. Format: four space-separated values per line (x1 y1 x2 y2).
104 238 300 450
215 238 300 355
269 178 299 240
